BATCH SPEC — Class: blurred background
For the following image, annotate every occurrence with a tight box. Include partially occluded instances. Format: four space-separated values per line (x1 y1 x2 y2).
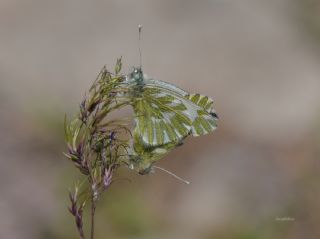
1 0 320 238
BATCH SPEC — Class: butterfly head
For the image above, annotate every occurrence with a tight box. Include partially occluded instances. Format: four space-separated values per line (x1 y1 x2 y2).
129 67 144 85
138 165 154 175
128 154 154 175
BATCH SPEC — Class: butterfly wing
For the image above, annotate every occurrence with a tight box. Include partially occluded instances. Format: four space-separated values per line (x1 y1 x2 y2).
185 93 218 136
132 78 218 147
129 133 178 174
133 87 193 146
145 79 218 136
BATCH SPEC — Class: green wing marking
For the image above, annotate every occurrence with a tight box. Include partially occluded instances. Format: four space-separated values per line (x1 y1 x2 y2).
129 73 219 145
123 69 218 174
188 93 214 111
123 69 218 143
185 93 218 136
133 87 193 146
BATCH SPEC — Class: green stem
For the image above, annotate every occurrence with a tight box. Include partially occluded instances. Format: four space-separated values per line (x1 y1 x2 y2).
90 193 96 239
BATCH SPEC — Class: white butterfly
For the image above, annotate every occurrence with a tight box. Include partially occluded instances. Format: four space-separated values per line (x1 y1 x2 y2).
123 68 217 145
119 67 218 174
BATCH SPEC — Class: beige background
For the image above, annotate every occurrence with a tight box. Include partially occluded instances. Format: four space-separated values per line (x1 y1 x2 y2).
1 0 320 238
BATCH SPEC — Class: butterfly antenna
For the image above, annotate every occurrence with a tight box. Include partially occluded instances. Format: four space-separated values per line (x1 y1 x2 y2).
153 166 190 185
138 24 142 69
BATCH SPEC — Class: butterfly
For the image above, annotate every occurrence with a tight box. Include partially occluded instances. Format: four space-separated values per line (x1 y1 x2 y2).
120 67 218 174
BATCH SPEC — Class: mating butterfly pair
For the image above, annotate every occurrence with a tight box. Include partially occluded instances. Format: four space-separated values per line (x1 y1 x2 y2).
118 67 218 175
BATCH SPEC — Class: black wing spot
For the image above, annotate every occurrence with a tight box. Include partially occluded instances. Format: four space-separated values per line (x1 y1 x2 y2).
210 112 219 119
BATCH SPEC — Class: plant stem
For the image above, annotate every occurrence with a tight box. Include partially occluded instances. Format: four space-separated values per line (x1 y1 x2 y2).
90 193 96 239
80 230 86 239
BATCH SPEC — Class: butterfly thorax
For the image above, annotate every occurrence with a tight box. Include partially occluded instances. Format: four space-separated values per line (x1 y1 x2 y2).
122 67 146 98
127 67 144 85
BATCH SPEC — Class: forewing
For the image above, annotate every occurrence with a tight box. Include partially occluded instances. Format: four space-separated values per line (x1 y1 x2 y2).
133 87 193 146
144 78 218 137
185 93 218 136
133 78 218 146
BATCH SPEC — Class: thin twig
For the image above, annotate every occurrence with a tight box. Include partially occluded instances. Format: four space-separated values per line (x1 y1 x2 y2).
90 193 96 239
